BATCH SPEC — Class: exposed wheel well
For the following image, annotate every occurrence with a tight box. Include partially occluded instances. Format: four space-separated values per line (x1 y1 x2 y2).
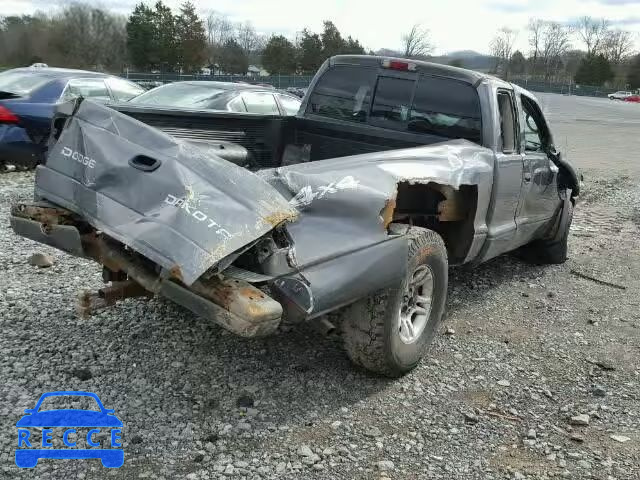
386 181 478 264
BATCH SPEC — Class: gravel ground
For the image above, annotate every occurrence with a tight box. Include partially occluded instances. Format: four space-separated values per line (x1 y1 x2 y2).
0 94 639 479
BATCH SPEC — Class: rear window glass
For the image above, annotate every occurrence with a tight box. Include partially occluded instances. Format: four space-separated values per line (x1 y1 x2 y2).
370 77 414 125
130 83 225 108
308 66 482 143
307 66 375 123
409 76 482 142
0 71 51 96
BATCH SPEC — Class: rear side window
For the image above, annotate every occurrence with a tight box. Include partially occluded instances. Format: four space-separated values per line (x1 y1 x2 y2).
105 77 145 102
227 95 247 112
307 66 375 123
61 78 111 103
497 91 517 153
276 93 301 116
241 92 279 114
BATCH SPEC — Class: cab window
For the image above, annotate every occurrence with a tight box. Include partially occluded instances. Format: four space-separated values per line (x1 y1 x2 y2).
370 76 414 125
497 91 517 153
307 66 375 123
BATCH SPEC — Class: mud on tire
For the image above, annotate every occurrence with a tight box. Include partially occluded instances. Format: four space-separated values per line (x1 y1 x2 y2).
340 224 448 377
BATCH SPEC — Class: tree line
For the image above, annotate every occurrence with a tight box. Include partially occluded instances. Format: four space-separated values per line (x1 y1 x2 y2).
1 4 637 89
0 4 127 71
490 16 639 87
127 2 366 75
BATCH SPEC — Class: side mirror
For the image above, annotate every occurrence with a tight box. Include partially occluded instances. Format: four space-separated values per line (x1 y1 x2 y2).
24 409 35 414
104 409 115 415
548 145 561 161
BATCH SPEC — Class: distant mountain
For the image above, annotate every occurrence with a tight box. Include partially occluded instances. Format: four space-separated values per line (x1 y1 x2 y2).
429 51 495 72
447 50 485 58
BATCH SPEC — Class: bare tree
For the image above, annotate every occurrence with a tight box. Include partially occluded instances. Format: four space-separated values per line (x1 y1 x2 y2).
575 16 609 56
401 24 433 58
205 11 234 69
236 21 264 54
490 27 517 76
602 29 634 64
540 22 572 81
205 11 234 47
527 18 544 72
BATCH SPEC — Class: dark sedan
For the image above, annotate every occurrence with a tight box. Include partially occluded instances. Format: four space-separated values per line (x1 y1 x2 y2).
128 81 301 116
0 67 144 170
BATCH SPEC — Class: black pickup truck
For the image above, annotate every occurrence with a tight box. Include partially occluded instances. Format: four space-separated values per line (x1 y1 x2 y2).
11 55 579 377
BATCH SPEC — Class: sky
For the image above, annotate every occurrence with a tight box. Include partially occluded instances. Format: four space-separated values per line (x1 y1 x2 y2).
4 0 640 55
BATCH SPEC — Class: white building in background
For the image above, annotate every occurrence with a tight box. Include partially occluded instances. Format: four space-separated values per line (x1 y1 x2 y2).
247 65 268 77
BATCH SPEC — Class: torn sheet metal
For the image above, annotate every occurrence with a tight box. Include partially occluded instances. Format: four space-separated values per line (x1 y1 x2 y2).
37 100 297 285
256 141 494 314
33 100 494 317
260 140 493 265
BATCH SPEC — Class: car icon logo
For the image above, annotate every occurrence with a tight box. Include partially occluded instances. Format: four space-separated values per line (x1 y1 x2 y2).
15 391 124 468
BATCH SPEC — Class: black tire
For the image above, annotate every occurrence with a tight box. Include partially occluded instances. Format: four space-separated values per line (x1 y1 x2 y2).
340 224 448 377
520 199 573 264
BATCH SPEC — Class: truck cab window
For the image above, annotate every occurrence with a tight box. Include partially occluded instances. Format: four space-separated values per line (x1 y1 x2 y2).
307 66 374 123
497 91 517 153
370 77 414 125
409 76 482 143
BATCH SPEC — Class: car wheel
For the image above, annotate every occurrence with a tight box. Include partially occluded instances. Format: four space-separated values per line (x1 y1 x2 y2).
340 224 448 377
519 194 574 264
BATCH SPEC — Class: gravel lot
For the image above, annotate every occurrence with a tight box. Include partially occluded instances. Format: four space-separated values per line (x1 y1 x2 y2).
0 93 638 479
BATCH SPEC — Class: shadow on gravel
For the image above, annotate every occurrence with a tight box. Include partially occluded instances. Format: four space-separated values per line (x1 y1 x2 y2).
96 252 552 435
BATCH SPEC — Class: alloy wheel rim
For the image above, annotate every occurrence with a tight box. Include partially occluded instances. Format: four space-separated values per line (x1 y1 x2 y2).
398 265 434 344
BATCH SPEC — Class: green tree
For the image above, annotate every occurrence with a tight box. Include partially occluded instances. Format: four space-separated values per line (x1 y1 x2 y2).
449 58 464 68
151 1 177 70
321 21 345 58
297 29 323 73
574 54 614 86
509 50 526 75
219 39 248 74
628 54 640 89
262 35 296 74
175 1 207 72
126 4 155 69
344 36 365 54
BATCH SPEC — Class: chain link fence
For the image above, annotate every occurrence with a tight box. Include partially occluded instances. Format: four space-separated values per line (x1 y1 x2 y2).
508 77 621 98
120 72 314 90
121 72 624 98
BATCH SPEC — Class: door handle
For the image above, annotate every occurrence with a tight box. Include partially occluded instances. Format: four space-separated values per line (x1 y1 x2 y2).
523 172 532 182
129 155 161 172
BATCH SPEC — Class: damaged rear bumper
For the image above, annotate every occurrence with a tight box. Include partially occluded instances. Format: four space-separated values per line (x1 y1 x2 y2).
11 204 282 337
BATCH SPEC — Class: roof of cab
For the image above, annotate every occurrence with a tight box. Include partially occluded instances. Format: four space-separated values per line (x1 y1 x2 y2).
330 55 490 85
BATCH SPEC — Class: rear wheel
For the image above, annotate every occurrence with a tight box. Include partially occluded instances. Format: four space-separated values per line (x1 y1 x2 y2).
340 225 448 377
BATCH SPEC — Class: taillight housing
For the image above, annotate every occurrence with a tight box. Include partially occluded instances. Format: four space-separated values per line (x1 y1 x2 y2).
381 59 417 72
0 105 19 124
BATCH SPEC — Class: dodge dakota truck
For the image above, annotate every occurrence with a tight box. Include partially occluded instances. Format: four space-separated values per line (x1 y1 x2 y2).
10 55 579 377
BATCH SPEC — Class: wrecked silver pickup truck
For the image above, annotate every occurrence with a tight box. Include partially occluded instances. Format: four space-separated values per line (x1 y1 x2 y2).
10 55 579 377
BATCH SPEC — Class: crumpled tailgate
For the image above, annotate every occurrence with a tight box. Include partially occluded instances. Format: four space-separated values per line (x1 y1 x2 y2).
35 100 297 285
